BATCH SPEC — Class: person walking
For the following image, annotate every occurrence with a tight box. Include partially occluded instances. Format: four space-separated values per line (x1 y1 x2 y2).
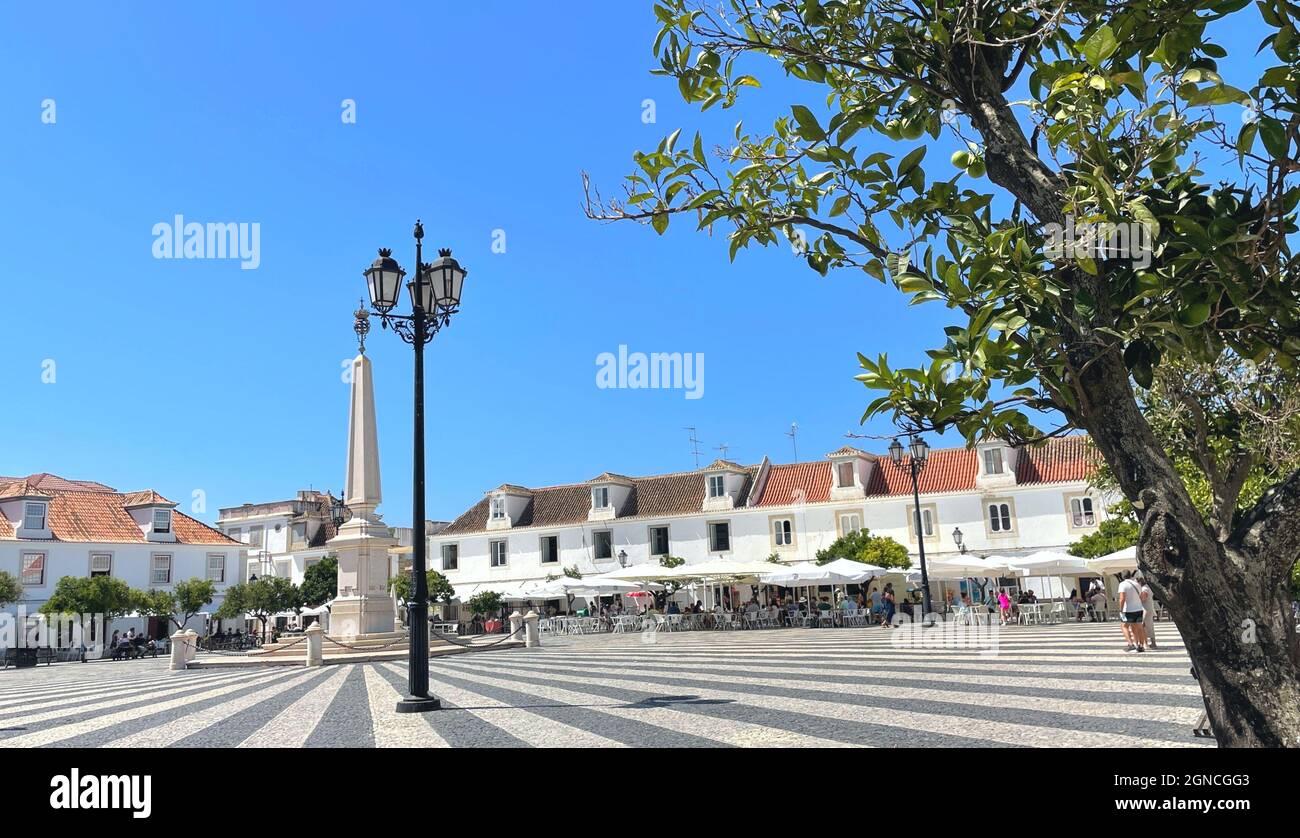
1117 570 1148 652
1137 572 1157 650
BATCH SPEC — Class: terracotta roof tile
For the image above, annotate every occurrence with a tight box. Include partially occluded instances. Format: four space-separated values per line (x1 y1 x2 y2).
1015 435 1099 484
0 474 239 546
120 490 177 508
438 437 1097 534
826 445 872 458
755 462 831 506
866 446 980 495
0 473 116 493
441 468 756 535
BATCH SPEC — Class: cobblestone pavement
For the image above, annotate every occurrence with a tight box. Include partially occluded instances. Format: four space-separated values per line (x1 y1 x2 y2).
0 622 1209 747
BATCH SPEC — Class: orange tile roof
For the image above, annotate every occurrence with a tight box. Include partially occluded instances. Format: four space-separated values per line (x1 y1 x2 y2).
866 445 981 495
1015 435 1100 484
0 473 116 493
0 474 238 546
755 462 832 507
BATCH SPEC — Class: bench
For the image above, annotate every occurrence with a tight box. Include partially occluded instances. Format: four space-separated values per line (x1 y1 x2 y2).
1 647 57 669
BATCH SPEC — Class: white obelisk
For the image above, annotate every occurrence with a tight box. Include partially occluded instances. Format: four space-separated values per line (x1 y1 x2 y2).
328 345 399 638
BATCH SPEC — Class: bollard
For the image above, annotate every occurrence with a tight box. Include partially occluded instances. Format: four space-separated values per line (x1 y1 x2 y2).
523 610 541 648
183 629 199 663
509 610 524 639
304 623 324 667
169 630 191 671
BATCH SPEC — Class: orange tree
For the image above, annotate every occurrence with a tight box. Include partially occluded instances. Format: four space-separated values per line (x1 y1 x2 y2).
588 0 1300 746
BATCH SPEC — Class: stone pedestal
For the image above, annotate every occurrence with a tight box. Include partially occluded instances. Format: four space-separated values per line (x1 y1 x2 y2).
524 610 541 647
170 630 192 671
305 623 324 666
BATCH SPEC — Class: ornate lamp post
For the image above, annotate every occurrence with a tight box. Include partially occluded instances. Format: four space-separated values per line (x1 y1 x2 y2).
358 220 467 714
888 434 933 621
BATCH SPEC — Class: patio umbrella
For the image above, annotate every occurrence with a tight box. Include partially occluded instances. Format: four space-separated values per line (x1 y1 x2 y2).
817 558 891 581
1008 551 1091 601
1086 546 1137 575
760 562 851 585
926 556 1012 578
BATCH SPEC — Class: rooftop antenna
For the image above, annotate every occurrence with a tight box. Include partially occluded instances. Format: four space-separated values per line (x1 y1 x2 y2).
786 421 799 462
714 442 734 461
684 426 703 468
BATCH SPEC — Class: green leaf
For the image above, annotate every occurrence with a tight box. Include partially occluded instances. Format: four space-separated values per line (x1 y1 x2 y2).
790 105 826 141
897 146 927 177
1080 25 1119 67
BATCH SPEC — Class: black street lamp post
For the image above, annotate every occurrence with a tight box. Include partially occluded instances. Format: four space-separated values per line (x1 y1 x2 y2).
359 219 467 714
888 434 933 621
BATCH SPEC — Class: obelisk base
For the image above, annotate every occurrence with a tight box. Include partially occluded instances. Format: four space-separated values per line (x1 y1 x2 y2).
329 594 398 639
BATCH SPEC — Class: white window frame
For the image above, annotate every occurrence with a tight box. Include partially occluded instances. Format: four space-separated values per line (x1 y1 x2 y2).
592 486 610 509
489 540 508 568
983 448 1005 476
89 552 113 577
707 474 725 498
152 508 173 534
1066 494 1098 531
441 543 459 571
985 498 1017 536
207 553 227 582
648 525 670 557
22 501 47 531
708 520 732 553
539 535 560 564
836 461 856 488
592 529 613 561
490 496 507 521
21 552 46 586
906 504 938 542
151 553 173 585
248 525 264 548
836 509 864 537
770 516 794 549
227 526 242 542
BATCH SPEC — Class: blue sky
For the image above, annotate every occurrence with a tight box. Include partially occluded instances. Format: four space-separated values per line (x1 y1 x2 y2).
0 2 1270 527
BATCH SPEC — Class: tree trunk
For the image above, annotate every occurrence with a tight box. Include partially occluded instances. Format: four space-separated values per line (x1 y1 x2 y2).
1076 348 1300 747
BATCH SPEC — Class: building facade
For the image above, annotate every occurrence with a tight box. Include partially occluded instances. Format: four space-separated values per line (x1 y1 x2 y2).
0 473 245 638
432 436 1111 598
216 490 340 585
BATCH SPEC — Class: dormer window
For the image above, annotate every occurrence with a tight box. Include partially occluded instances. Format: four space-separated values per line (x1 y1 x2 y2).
707 475 725 498
23 502 47 531
152 508 172 534
983 448 1004 475
836 462 855 488
490 496 506 520
592 486 610 509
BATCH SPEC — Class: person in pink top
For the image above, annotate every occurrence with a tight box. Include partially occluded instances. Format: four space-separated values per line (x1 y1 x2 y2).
997 589 1012 625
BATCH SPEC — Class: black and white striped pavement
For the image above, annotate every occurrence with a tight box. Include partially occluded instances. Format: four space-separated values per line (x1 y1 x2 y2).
0 622 1209 747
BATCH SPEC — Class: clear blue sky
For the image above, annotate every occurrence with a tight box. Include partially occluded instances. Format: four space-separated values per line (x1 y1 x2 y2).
0 2 1268 526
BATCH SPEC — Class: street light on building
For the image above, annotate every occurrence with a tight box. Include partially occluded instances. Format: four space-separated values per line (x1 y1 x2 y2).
359 219 468 714
617 549 628 568
888 433 933 621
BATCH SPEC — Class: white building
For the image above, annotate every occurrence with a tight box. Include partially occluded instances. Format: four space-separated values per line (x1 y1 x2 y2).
216 490 340 585
432 436 1112 604
0 473 246 639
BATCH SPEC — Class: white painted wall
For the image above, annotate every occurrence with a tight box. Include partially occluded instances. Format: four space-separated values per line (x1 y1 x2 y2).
0 541 247 637
433 481 1116 588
